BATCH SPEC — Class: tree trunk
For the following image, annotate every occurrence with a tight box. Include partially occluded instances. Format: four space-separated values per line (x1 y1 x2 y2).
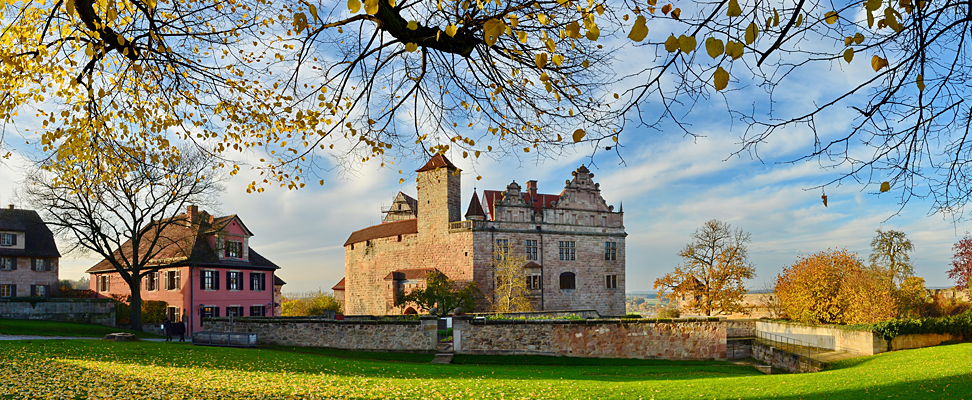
127 276 143 332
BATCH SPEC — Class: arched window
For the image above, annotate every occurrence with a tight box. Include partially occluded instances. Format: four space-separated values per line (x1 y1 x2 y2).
559 272 576 290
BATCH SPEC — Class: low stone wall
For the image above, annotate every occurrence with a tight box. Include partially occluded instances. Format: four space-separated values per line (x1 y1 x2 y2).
203 317 439 352
0 298 115 327
468 310 602 319
453 317 729 360
753 341 825 373
889 333 963 351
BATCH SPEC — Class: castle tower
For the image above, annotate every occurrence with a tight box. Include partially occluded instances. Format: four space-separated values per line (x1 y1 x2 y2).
416 153 460 238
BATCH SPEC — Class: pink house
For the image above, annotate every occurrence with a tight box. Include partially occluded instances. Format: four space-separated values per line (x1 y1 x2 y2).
87 206 283 334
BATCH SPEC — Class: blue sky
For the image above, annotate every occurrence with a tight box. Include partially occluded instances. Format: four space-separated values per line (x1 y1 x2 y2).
1 2 969 293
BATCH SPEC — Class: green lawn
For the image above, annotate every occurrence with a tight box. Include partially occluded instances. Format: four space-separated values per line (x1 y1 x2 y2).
0 319 162 338
0 339 969 399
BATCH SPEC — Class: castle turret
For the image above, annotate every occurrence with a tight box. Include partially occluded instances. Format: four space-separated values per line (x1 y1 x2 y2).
416 153 461 237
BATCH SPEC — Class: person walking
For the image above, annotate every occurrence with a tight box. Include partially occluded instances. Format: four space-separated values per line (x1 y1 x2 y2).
173 321 186 342
163 318 172 341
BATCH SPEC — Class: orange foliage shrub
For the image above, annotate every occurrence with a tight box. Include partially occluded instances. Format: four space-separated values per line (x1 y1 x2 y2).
775 249 897 325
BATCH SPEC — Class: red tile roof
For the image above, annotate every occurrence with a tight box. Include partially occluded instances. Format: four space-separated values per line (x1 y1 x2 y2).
482 190 560 220
344 218 418 246
383 268 438 281
415 153 457 172
332 277 345 291
522 262 542 269
465 191 485 219
86 211 279 273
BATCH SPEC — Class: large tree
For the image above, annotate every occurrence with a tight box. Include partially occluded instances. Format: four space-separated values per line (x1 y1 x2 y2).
775 249 897 324
490 244 533 313
869 229 916 286
6 0 972 215
22 148 221 331
394 270 479 316
947 235 972 294
654 219 755 316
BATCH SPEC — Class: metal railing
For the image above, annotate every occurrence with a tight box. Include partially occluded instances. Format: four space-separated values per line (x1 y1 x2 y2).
755 331 822 361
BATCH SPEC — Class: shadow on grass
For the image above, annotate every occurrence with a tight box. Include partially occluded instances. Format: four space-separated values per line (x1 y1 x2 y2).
0 318 162 338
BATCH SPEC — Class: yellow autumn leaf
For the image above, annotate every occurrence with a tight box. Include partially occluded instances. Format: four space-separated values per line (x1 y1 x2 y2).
679 35 696 54
917 74 925 91
483 21 505 46
664 35 679 52
446 24 458 37
586 24 600 41
880 181 890 192
713 66 729 91
726 0 741 17
705 37 724 59
871 55 888 71
628 16 649 42
308 4 319 21
843 48 854 63
572 128 586 142
565 21 581 38
725 41 744 60
552 54 564 66
773 8 779 26
825 11 839 24
745 23 758 44
364 0 379 14
407 20 418 30
405 42 418 52
854 33 865 44
795 13 803 27
535 53 548 69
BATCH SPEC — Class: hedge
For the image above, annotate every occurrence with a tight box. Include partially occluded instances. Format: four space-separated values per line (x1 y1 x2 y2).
847 309 972 341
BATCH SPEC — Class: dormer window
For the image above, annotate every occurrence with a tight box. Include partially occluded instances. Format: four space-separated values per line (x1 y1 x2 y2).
0 233 16 246
224 241 243 258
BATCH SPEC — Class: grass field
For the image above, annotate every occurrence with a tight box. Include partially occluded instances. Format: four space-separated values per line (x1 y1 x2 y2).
0 339 970 399
0 319 162 338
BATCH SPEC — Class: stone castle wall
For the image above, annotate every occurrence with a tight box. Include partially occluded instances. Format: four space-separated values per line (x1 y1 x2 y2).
203 317 439 351
453 317 729 360
0 298 115 327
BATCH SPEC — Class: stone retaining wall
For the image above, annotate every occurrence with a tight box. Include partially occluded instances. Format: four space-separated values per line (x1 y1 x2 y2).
753 341 825 373
0 298 115 327
756 320 967 355
453 317 730 360
203 317 439 352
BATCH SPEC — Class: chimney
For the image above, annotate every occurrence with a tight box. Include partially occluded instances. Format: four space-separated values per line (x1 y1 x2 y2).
7 204 13 210
526 180 538 198
186 205 199 225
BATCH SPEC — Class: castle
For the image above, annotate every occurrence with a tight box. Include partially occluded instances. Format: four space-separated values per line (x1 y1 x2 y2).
335 154 626 316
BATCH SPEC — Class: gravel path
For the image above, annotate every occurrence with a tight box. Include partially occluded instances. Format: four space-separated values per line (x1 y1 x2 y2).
0 335 168 342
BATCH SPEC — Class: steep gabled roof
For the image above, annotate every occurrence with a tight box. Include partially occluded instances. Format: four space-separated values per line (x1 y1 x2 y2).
332 277 346 291
482 190 559 220
415 153 457 172
86 211 278 273
0 208 60 258
465 191 486 219
274 275 287 286
344 218 417 246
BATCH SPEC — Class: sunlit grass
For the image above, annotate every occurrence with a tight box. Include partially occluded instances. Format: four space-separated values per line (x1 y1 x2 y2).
0 319 162 338
0 340 969 399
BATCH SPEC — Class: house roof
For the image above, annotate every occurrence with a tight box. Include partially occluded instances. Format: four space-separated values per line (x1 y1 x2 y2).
415 153 457 172
274 275 287 286
86 210 279 273
0 207 60 258
522 261 542 269
465 191 485 219
482 190 560 220
384 268 437 281
344 218 417 246
332 277 345 291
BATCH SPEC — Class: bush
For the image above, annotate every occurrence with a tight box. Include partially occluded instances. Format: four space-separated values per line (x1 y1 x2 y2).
656 305 680 319
281 290 342 316
850 308 972 341
625 313 643 318
916 293 972 318
111 295 168 325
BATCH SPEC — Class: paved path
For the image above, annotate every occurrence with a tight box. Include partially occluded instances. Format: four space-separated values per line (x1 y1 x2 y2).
0 335 168 342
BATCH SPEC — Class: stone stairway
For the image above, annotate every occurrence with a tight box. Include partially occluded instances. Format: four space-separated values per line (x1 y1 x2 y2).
431 341 453 364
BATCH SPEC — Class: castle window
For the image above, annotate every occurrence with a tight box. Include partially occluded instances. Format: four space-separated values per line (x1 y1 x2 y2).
250 305 266 316
527 275 541 290
98 275 110 292
33 258 49 271
525 240 538 261
559 272 575 290
605 242 617 261
496 239 509 254
250 272 267 291
0 257 14 270
605 275 618 289
0 233 15 246
167 306 181 322
397 235 402 242
201 306 219 319
226 306 244 317
558 241 575 261
145 272 159 291
0 284 12 297
227 271 243 291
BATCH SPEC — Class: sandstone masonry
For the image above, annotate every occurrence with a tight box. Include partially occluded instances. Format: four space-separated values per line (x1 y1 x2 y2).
339 154 627 316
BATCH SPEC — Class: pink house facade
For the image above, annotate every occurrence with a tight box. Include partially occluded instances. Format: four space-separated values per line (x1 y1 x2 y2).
87 206 282 334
